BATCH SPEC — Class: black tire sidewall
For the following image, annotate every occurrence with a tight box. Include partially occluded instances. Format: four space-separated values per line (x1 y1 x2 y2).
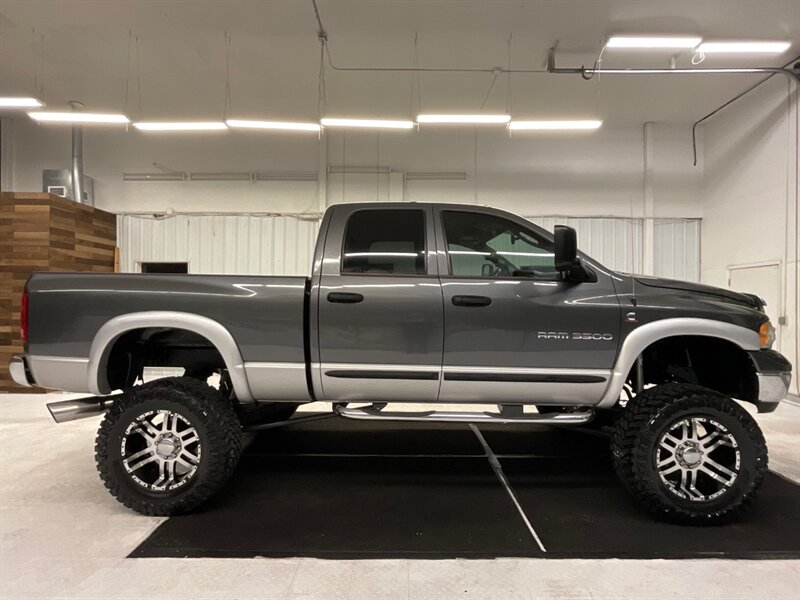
95 377 242 515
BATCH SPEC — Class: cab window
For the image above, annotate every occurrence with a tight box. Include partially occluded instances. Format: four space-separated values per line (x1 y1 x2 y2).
341 209 426 275
442 210 557 279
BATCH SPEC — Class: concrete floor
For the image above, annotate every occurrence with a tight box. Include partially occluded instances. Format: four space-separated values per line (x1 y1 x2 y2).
1 392 798 600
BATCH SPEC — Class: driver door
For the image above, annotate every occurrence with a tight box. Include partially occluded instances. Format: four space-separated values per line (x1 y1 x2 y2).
434 207 620 405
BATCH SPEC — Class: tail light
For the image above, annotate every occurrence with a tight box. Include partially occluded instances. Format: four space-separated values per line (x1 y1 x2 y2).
20 291 28 343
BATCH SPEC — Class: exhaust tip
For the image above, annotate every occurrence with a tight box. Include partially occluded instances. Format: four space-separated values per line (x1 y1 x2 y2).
46 396 116 424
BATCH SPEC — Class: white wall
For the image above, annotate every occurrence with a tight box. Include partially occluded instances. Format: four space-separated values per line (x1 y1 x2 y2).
2 116 704 282
702 76 800 394
3 117 702 220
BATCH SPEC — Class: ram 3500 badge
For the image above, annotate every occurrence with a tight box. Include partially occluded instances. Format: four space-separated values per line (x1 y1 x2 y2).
538 332 614 341
10 202 791 523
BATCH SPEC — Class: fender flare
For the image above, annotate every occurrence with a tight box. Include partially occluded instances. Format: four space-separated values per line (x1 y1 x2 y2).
87 311 253 401
597 317 761 408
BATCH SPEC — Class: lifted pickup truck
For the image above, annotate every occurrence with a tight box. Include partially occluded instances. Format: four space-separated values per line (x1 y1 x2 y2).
11 202 792 523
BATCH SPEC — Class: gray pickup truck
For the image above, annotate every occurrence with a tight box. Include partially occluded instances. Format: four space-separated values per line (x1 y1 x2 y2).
10 202 792 523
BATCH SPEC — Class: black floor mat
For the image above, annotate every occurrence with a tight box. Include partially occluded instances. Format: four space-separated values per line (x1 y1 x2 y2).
131 417 800 559
502 458 800 559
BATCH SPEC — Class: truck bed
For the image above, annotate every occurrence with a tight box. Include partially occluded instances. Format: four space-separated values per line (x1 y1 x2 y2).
25 272 310 397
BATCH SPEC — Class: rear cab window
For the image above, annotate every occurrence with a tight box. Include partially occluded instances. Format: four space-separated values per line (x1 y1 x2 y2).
341 209 427 275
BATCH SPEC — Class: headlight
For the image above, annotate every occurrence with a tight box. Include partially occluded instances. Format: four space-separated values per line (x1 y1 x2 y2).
759 321 776 348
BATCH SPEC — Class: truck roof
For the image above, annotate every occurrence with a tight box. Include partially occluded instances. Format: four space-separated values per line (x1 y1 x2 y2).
324 201 514 212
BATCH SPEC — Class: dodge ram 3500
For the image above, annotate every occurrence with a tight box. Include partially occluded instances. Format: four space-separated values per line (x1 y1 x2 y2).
10 202 792 523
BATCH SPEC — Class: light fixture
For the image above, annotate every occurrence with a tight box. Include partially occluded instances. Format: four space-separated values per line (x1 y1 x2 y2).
189 172 252 181
605 36 702 49
417 114 511 124
255 172 318 181
0 97 43 108
695 41 791 54
123 172 187 181
28 111 129 124
509 120 603 131
226 119 321 132
405 172 468 181
134 121 228 131
320 118 414 129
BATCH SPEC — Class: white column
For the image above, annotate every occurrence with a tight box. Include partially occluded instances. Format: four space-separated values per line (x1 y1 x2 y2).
317 131 328 213
642 122 656 275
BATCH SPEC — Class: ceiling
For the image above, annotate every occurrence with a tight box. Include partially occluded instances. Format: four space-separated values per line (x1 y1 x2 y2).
0 0 798 125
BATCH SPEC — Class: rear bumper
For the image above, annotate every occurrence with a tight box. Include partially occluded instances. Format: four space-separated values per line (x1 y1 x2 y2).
748 350 793 413
9 355 34 387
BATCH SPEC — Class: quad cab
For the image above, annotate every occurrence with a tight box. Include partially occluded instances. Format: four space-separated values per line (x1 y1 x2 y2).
10 202 792 523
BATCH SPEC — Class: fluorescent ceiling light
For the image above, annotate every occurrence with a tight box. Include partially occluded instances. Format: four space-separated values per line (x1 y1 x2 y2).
509 120 603 131
696 41 791 54
28 111 129 124
417 114 511 124
0 97 43 108
134 121 227 131
320 118 414 129
226 119 320 132
605 36 702 49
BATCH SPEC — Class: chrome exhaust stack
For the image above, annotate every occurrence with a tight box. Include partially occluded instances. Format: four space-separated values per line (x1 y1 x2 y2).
47 395 118 424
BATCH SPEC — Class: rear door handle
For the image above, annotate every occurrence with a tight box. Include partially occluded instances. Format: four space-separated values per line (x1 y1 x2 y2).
327 292 364 304
452 295 492 307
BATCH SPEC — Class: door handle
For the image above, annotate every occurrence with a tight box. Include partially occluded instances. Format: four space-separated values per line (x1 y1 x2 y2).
452 295 492 307
327 292 364 304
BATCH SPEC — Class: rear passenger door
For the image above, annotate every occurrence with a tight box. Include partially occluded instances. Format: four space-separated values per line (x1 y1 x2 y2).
315 205 444 402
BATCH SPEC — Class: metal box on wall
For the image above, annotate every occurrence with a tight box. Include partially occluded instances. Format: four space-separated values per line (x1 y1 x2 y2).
42 169 95 205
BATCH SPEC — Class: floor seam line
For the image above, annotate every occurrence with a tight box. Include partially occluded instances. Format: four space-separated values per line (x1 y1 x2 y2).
469 423 547 554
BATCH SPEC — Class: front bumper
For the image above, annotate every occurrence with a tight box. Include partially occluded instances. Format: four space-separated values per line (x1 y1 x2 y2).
9 355 34 387
748 349 793 413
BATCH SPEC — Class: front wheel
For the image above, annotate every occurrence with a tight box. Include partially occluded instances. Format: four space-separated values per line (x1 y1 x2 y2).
95 376 242 515
611 383 767 525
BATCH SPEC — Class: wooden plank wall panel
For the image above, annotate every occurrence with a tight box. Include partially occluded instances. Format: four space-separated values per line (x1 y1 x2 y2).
0 192 116 392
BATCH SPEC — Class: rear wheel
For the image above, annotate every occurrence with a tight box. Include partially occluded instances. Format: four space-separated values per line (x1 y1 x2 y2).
611 383 767 525
95 376 242 515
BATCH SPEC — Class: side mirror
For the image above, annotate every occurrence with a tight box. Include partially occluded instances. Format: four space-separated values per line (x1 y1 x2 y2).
554 225 578 272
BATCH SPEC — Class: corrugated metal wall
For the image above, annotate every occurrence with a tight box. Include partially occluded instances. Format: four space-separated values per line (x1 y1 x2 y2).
118 214 700 281
117 215 320 275
529 216 644 274
530 216 701 280
653 219 701 282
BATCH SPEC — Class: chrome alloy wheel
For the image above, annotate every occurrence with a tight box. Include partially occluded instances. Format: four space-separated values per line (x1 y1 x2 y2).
120 410 202 492
655 416 741 502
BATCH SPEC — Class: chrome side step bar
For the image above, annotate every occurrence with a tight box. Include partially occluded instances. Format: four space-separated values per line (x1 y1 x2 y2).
334 405 593 425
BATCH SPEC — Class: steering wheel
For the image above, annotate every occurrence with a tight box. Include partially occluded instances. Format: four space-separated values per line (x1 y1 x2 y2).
484 253 512 277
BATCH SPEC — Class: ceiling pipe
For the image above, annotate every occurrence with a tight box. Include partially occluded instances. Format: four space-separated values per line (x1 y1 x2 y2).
690 58 800 165
547 47 800 82
547 48 800 166
310 0 545 75
69 100 86 204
